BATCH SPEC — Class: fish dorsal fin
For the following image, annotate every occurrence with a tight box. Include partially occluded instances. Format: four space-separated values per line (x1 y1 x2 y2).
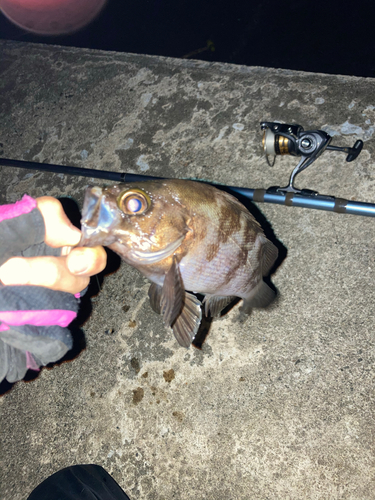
160 256 184 328
172 292 202 347
257 234 278 277
203 294 236 318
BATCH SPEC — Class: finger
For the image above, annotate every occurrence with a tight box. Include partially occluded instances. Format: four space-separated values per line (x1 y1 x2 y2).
36 196 81 248
66 246 107 276
0 256 89 295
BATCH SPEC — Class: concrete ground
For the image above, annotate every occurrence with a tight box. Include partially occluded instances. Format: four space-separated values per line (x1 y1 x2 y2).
0 40 374 499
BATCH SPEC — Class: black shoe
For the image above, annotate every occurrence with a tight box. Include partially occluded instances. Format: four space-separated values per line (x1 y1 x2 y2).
27 464 131 500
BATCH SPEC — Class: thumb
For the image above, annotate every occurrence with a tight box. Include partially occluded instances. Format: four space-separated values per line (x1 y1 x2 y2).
37 197 81 247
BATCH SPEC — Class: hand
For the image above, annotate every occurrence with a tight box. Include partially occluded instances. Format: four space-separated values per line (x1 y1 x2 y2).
0 196 107 294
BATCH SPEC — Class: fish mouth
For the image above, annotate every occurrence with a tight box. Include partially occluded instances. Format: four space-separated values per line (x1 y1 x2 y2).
79 225 117 247
129 234 186 264
79 186 118 247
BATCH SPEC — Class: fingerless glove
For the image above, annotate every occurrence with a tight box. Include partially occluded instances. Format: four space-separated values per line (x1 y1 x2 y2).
0 195 79 383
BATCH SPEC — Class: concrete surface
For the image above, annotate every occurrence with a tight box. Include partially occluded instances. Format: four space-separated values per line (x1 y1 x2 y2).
0 40 374 499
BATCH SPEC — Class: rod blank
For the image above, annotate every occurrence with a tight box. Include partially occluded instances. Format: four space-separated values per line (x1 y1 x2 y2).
1 157 374 218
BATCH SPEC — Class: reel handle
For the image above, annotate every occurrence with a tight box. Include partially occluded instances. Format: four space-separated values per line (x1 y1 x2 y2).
326 140 363 162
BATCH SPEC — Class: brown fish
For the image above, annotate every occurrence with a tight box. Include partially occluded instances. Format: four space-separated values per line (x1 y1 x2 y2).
80 180 278 347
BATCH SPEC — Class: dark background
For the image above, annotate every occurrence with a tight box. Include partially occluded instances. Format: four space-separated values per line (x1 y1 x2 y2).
1 0 375 77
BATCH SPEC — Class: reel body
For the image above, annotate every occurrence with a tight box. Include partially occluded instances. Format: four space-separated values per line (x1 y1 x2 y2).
261 121 363 193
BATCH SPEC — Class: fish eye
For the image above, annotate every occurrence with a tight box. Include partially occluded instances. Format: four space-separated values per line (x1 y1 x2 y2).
117 189 151 215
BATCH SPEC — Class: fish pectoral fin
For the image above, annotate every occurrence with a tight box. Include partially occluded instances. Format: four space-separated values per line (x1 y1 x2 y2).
203 294 236 318
149 268 202 347
257 234 278 276
240 281 276 314
160 256 185 327
148 283 162 314
171 292 202 347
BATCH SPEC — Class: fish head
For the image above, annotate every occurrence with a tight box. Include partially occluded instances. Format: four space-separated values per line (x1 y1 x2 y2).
80 182 191 264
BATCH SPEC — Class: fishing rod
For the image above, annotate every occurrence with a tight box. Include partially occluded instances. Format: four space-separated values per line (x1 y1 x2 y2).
0 122 374 217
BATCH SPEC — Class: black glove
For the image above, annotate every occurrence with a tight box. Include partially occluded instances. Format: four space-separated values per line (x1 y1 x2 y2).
0 195 81 384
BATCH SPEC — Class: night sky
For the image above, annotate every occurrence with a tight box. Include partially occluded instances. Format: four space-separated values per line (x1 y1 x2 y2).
1 0 375 77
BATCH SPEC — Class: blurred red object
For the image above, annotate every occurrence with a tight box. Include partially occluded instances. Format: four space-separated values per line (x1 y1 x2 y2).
0 0 107 35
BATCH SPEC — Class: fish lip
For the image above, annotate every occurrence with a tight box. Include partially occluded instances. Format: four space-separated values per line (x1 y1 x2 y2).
86 186 103 198
79 222 118 247
80 185 119 247
79 225 100 246
130 234 185 264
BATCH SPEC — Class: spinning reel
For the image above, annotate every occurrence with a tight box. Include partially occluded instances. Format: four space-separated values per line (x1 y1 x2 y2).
260 121 363 194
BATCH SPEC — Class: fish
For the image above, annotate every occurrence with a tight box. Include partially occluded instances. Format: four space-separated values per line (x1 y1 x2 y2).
80 179 278 347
